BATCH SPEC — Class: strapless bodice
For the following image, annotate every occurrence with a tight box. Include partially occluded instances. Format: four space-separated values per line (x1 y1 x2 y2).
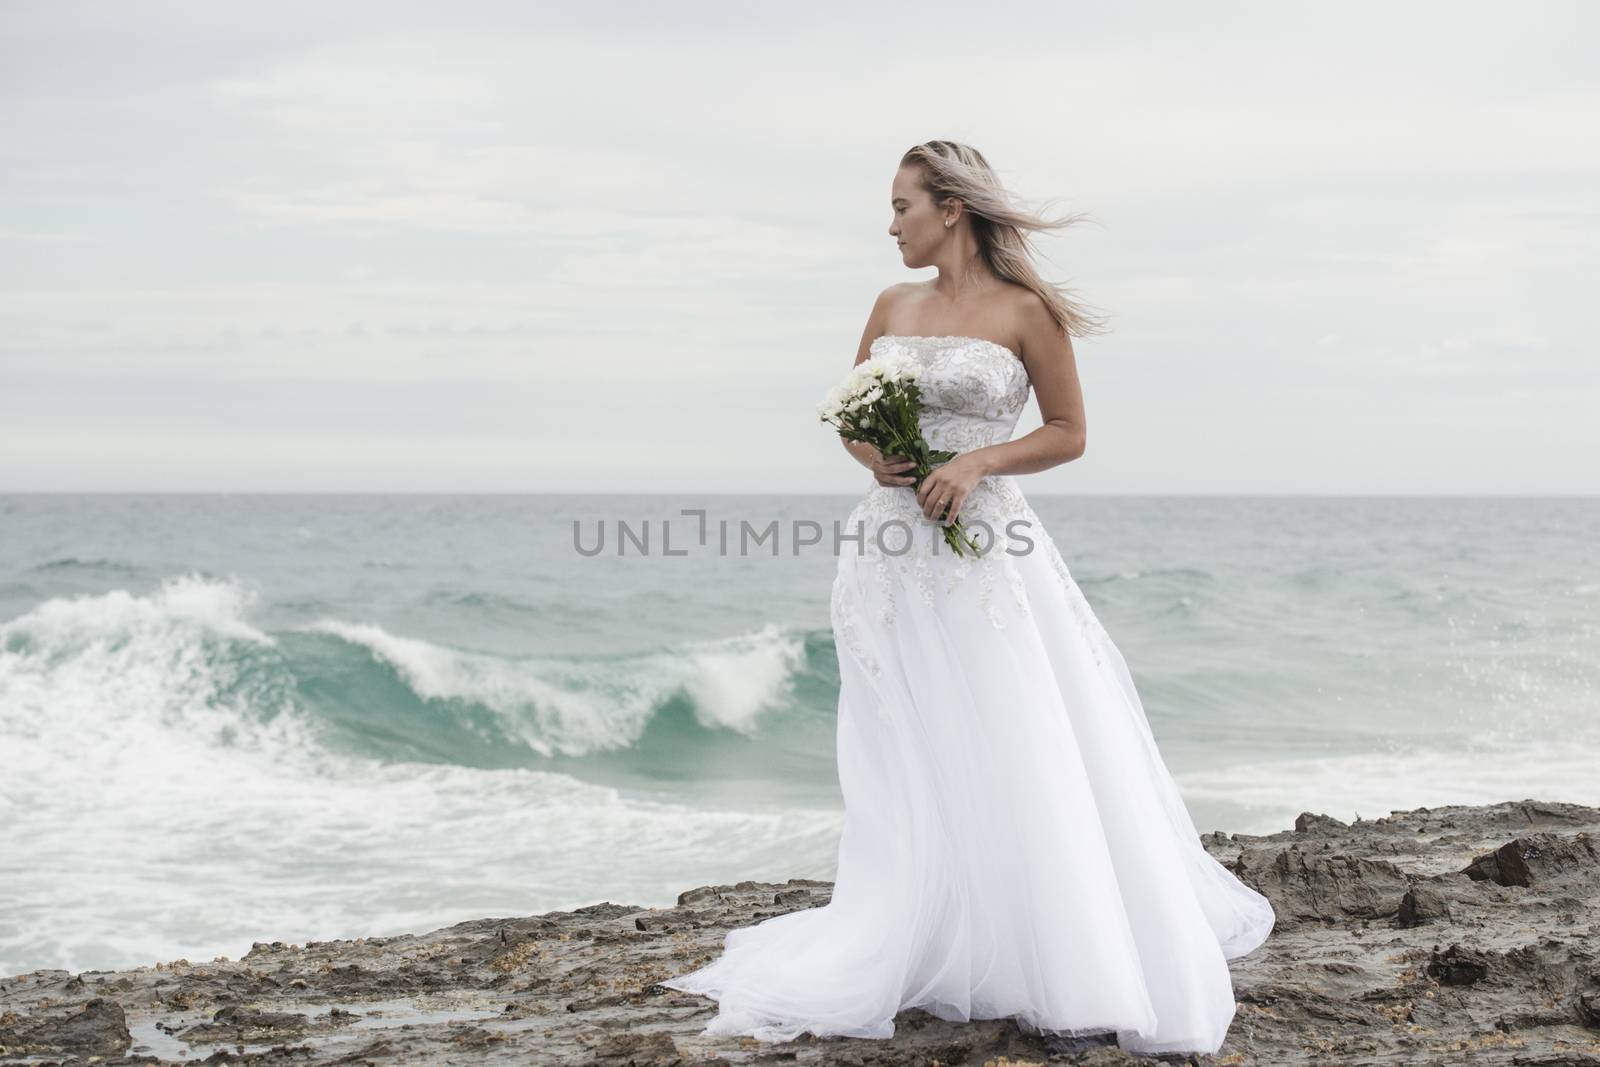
868 335 1031 455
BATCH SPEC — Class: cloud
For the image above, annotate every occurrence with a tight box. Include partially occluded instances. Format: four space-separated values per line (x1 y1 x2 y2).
1 2 1596 491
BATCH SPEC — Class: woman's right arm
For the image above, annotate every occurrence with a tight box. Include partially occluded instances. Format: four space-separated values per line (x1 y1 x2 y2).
841 287 916 486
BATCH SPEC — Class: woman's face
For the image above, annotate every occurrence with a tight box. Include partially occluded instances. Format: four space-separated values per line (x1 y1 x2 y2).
888 165 946 268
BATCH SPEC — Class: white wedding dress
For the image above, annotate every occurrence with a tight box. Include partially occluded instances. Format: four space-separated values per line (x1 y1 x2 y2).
661 334 1275 1055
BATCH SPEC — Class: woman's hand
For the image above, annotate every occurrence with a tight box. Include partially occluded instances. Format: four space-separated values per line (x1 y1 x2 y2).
869 450 918 488
915 452 988 524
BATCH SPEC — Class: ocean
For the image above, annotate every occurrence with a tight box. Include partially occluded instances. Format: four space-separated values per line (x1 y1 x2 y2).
1 492 1595 978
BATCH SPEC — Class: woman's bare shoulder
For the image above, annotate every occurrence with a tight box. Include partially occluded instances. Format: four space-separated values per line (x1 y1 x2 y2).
881 280 925 304
1003 278 1046 314
867 281 922 322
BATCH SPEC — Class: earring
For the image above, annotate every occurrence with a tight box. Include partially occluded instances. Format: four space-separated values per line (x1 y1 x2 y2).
945 220 952 228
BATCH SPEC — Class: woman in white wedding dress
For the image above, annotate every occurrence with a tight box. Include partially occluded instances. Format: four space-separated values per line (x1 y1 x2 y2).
660 140 1275 1056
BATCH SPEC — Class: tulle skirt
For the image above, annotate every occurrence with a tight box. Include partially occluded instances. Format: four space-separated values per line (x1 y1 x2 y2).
661 485 1274 1055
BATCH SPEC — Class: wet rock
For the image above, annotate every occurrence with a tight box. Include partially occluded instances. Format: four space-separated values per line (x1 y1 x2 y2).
1396 870 1490 927
1251 844 1414 924
1463 831 1600 887
1296 811 1351 834
1427 942 1490 986
178 1001 312 1040
0 995 131 1057
587 1029 686 1065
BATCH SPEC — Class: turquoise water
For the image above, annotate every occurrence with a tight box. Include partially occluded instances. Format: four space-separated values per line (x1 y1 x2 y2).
1 492 1596 977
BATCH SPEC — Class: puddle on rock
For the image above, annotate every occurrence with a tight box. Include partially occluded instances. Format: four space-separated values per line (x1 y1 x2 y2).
127 996 516 1059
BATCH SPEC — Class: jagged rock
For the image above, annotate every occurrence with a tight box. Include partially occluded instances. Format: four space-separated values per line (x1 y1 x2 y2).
1463 831 1600 887
1396 869 1495 927
0 995 131 1057
178 1001 312 1039
1296 811 1351 834
587 1029 686 1064
1427 942 1490 986
1251 844 1413 924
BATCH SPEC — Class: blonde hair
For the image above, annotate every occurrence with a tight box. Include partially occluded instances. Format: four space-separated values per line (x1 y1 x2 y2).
900 139 1109 338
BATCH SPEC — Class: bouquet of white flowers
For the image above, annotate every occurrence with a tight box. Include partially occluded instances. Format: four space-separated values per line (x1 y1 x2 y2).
817 350 982 558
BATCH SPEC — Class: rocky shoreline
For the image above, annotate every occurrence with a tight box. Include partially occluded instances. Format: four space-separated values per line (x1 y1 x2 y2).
3 798 1599 1066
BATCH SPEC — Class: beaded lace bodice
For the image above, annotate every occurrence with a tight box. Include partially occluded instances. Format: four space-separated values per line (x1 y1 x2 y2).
869 335 1031 454
847 335 1035 544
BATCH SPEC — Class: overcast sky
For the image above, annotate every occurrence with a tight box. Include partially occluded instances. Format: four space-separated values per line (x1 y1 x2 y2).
2 1 1596 494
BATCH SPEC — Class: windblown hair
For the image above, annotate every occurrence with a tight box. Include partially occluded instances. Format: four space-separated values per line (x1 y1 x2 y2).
900 140 1109 338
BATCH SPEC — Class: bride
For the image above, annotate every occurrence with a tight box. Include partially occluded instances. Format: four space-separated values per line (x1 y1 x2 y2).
660 139 1275 1056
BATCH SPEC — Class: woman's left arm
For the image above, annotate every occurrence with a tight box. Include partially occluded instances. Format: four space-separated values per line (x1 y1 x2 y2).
974 301 1086 477
914 299 1087 521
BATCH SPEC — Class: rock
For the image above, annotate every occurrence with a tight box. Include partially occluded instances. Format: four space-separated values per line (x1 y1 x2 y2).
0 995 131 1057
177 1001 313 1040
1396 870 1487 927
1463 831 1600 887
1427 942 1490 986
587 1029 686 1064
2 798 1599 1065
1296 811 1351 833
1251 844 1414 924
